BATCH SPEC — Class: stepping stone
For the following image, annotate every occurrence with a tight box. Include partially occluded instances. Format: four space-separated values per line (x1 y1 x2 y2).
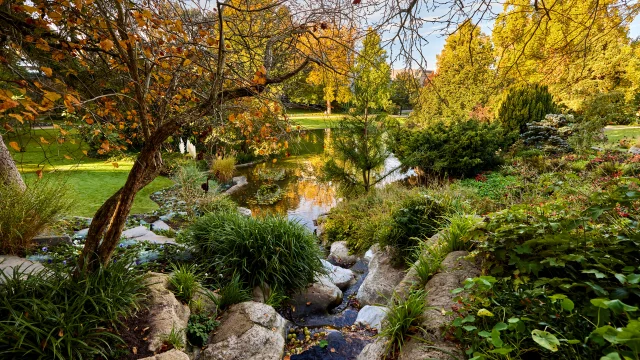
0 255 46 282
75 228 89 239
122 225 150 238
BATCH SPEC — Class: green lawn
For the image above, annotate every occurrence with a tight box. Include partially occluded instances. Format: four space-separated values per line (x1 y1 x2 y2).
5 128 173 217
291 114 407 130
605 126 640 144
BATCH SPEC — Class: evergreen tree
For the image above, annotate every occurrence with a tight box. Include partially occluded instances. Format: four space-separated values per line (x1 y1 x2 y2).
497 84 557 138
412 22 496 124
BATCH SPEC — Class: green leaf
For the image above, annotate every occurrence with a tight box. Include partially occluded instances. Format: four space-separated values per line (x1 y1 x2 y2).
491 328 504 348
583 269 606 279
493 322 508 331
478 330 491 338
600 352 622 360
627 274 640 284
463 325 477 332
561 298 574 312
532 329 560 352
319 339 328 348
614 274 627 284
591 298 638 313
508 317 520 323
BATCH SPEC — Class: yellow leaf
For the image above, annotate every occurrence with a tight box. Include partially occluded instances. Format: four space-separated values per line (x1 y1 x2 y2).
43 91 61 102
8 141 20 151
40 136 49 144
112 162 119 168
183 58 192 66
82 150 88 156
477 309 494 317
9 114 23 123
64 154 73 160
99 39 114 51
41 67 53 77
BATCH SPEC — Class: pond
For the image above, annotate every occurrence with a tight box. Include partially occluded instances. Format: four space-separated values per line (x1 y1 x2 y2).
229 129 414 232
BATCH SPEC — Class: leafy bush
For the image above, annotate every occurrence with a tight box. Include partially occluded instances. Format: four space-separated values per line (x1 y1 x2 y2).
452 185 640 359
391 119 505 178
188 212 323 292
381 194 449 262
497 83 557 137
211 157 235 183
187 314 219 347
169 263 201 302
0 258 145 359
0 180 71 255
379 290 427 356
323 184 425 254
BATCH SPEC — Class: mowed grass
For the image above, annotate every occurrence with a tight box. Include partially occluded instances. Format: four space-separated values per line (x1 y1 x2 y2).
290 114 408 130
5 128 173 217
605 126 640 144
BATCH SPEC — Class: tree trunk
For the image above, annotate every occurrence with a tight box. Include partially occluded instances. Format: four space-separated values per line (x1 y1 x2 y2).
0 133 25 191
326 99 332 115
76 122 179 274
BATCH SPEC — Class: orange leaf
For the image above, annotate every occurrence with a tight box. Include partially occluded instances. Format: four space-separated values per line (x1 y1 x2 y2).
41 67 53 77
82 150 88 156
64 154 72 160
112 162 119 168
58 328 64 337
36 169 43 179
9 114 23 123
85 117 94 125
3 123 14 132
8 141 20 151
100 39 114 51
40 136 49 144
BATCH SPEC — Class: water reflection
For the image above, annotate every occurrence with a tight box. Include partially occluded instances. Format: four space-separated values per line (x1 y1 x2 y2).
229 129 413 231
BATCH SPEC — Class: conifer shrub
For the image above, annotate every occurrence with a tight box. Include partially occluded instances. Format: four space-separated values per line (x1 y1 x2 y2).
497 84 557 138
391 119 505 178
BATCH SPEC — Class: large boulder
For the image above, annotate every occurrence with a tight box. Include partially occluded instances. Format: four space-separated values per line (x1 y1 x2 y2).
356 246 405 306
421 251 480 339
327 241 359 266
397 340 462 360
290 275 343 315
321 259 356 290
202 301 287 360
144 272 190 353
140 349 190 360
355 305 388 330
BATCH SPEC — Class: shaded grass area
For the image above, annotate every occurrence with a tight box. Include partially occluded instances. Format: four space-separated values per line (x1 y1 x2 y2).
605 126 640 143
5 128 173 217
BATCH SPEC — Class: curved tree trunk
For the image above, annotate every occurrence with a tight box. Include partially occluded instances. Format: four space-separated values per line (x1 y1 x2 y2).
0 133 25 191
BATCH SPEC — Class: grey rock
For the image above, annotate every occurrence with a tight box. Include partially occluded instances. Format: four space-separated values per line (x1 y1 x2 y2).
291 275 342 315
252 284 271 303
355 305 388 330
237 207 252 217
321 259 356 290
356 338 387 360
363 246 376 263
144 272 190 353
202 301 287 360
139 349 190 360
32 234 72 247
123 225 151 238
152 220 172 232
192 289 219 316
75 228 90 239
224 176 248 195
327 241 359 266
356 246 405 306
398 340 462 360
629 146 640 155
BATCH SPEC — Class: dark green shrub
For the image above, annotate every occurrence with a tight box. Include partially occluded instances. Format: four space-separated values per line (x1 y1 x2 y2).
380 194 448 262
497 83 557 137
188 212 323 292
0 258 145 359
391 119 505 178
186 314 219 347
0 180 71 256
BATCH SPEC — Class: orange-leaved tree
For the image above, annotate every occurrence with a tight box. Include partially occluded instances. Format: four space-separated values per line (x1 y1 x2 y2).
0 0 334 272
